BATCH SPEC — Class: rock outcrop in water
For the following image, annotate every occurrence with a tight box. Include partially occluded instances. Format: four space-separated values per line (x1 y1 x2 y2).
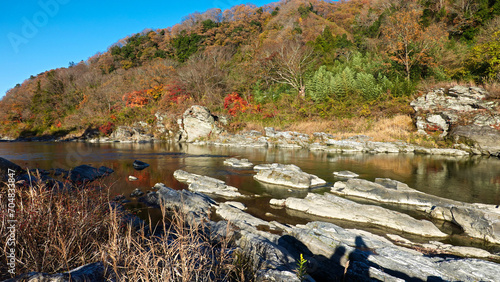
173 169 245 198
253 163 326 189
270 193 447 238
331 178 500 244
411 86 500 156
223 157 253 168
68 165 114 184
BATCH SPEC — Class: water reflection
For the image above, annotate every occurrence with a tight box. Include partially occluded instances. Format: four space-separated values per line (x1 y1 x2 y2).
1 142 499 206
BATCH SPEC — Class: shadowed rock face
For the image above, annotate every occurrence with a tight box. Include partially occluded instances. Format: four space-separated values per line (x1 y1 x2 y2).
68 165 114 184
0 157 24 182
411 86 500 156
331 178 500 244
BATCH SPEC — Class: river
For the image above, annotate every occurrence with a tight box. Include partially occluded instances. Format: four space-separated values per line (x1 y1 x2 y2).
2 141 500 251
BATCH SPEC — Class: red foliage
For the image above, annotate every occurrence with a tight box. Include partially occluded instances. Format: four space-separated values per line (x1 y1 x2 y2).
224 92 248 116
98 122 115 136
223 92 261 117
122 90 150 108
165 83 190 103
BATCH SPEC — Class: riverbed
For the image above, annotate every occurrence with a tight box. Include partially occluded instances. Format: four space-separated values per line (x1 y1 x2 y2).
2 141 500 252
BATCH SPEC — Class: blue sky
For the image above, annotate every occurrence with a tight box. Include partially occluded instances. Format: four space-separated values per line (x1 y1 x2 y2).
0 0 273 99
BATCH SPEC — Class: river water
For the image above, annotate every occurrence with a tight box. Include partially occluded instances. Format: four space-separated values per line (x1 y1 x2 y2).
2 141 500 250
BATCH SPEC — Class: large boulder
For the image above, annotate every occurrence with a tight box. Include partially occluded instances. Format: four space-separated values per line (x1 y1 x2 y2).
178 105 223 142
451 124 500 156
411 86 500 155
110 125 153 143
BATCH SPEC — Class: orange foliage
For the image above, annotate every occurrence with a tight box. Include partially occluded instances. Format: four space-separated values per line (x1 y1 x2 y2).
122 90 151 108
224 92 260 116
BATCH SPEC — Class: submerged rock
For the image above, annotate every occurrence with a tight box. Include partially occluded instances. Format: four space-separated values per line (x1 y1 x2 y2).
133 160 150 170
333 170 359 178
223 157 253 168
130 188 144 197
173 169 245 198
274 193 447 238
253 163 326 189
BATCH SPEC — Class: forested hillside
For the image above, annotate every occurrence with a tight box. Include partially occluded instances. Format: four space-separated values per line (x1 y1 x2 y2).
1 0 499 138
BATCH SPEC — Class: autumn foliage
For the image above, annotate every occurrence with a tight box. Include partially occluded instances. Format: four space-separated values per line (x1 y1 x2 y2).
0 0 499 137
224 93 260 117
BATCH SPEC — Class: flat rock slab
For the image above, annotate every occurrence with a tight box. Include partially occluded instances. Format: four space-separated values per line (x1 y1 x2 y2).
253 163 326 189
386 234 498 259
173 169 245 198
223 157 254 168
333 170 359 178
290 221 500 281
331 178 500 244
275 193 447 238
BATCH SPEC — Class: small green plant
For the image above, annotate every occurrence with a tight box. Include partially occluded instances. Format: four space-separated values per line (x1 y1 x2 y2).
296 253 308 281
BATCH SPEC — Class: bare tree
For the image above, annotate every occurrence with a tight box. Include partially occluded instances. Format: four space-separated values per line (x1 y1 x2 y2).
260 40 315 98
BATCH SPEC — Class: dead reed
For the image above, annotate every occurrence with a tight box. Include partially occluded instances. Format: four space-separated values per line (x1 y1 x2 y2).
0 174 252 281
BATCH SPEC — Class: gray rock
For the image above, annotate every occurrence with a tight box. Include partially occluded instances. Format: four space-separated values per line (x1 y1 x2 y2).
254 163 326 189
142 184 215 222
223 157 254 168
143 179 500 282
224 201 247 210
173 169 245 198
178 105 223 142
68 165 113 183
278 193 447 237
130 188 144 197
451 125 500 156
290 221 500 281
0 157 24 182
331 178 500 244
132 160 150 170
7 262 106 282
386 234 497 259
109 126 154 143
411 86 500 155
333 170 359 178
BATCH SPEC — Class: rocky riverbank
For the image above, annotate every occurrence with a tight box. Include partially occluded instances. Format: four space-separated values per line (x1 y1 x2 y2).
4 150 500 281
4 86 500 159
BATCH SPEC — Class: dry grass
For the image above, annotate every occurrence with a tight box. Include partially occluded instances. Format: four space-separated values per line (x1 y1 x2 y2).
0 175 114 279
100 204 246 281
1 174 252 281
254 115 416 142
